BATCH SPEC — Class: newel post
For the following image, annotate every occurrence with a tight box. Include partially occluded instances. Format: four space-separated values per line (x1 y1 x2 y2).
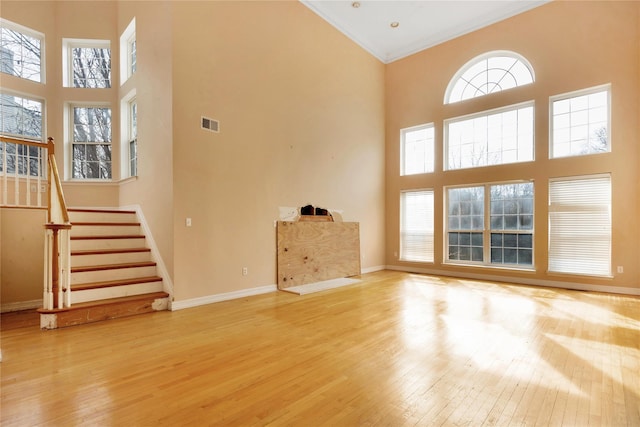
44 223 72 309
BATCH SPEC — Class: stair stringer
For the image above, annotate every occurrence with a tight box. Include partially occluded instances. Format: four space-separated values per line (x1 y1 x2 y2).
120 204 174 307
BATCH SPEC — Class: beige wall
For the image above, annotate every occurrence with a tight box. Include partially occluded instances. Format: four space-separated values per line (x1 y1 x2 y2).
0 1 386 305
0 208 47 306
170 1 386 301
385 1 640 292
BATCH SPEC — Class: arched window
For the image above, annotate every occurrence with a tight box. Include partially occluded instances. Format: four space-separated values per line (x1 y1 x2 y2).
445 51 534 104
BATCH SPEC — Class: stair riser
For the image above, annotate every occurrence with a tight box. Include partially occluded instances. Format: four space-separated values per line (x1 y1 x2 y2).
68 211 138 223
71 251 152 267
71 238 146 251
71 266 158 285
71 281 164 304
70 225 141 237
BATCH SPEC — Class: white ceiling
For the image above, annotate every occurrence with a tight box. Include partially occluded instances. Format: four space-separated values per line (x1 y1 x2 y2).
300 0 549 63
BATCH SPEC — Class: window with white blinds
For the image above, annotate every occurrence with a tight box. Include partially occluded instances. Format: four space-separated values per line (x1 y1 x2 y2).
400 190 434 262
548 175 611 276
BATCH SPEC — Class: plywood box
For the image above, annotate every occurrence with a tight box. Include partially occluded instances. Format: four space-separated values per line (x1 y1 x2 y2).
276 221 360 289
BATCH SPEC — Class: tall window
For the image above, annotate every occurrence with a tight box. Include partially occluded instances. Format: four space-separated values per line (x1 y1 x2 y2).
120 18 136 83
400 190 434 262
63 39 111 88
445 102 534 170
548 175 611 276
401 123 434 175
550 85 610 158
447 182 534 267
71 105 112 179
0 19 43 83
129 99 137 177
0 92 44 176
447 186 484 262
489 183 534 266
445 51 534 104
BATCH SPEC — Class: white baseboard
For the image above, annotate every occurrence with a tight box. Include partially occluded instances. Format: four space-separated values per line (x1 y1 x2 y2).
386 265 640 296
1 299 41 313
171 284 278 311
361 265 385 274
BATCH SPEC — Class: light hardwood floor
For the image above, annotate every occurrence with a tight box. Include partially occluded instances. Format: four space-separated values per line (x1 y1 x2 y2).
1 270 639 426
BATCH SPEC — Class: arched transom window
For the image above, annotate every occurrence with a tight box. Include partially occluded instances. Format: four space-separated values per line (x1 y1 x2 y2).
445 51 534 104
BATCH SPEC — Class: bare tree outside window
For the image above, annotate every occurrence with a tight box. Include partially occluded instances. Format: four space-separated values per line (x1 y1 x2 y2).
0 21 42 82
72 106 111 179
72 46 111 88
0 93 45 177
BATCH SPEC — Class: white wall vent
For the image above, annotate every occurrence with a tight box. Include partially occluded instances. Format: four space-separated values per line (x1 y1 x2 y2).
201 116 220 133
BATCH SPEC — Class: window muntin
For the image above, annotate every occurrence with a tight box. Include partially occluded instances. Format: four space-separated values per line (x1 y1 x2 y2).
63 39 111 88
445 102 534 170
72 105 112 179
0 92 44 177
550 86 610 158
401 123 434 176
445 51 534 104
0 19 43 83
400 190 434 262
548 175 611 277
446 182 534 267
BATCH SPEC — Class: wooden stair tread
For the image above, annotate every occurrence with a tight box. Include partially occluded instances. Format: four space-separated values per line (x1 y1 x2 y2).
68 208 137 214
38 292 169 313
72 261 157 273
71 247 151 256
72 276 163 291
71 222 141 226
71 234 146 240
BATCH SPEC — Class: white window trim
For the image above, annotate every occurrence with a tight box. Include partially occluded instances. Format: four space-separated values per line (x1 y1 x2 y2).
399 189 435 263
548 174 612 278
62 38 111 88
0 18 46 84
119 18 136 85
444 100 535 171
444 50 535 104
549 83 611 159
0 88 45 142
400 123 435 176
120 89 137 179
64 101 112 181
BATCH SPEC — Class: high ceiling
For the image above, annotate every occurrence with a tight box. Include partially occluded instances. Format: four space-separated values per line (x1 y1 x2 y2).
300 0 549 63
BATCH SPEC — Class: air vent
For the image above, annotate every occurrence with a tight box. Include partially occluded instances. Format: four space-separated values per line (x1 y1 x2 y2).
201 116 220 133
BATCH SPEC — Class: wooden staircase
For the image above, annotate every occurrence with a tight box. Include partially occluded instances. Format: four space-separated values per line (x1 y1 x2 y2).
39 208 170 328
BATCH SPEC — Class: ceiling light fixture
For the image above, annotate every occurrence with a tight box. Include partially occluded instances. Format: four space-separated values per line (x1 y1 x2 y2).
390 22 400 28
351 1 360 8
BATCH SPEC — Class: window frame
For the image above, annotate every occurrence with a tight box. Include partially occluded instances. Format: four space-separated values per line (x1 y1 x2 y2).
444 180 535 270
67 103 112 180
444 50 535 104
444 101 535 171
548 174 611 277
400 123 435 176
399 189 435 263
0 18 45 83
62 38 111 89
549 84 611 159
119 18 136 84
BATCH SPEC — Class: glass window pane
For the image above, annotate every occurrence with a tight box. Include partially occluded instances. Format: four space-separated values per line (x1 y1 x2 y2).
0 22 42 82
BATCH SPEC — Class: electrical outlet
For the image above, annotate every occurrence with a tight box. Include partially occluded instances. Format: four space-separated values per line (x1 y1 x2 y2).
185 218 192 227
242 267 248 276
617 266 624 274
